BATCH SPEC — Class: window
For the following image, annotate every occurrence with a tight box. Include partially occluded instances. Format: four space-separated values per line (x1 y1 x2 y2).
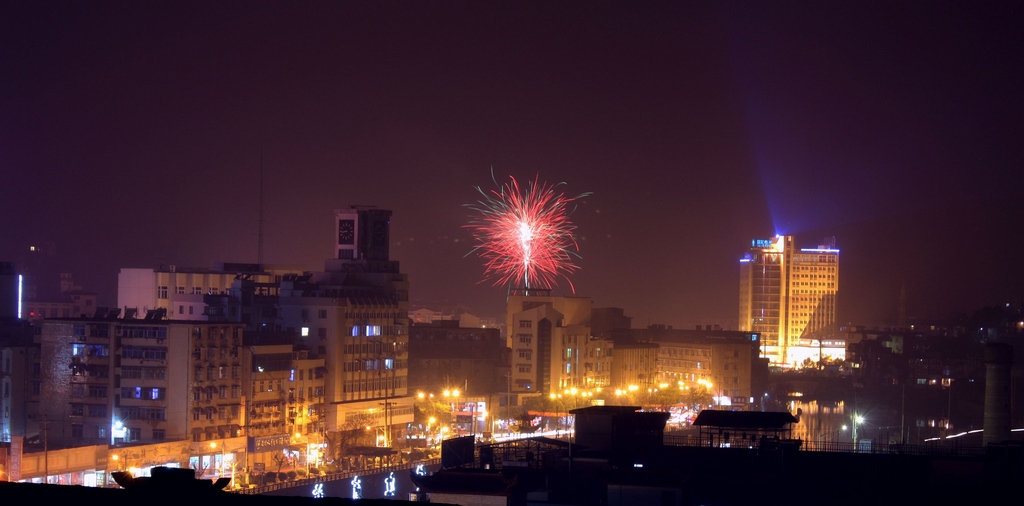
318 328 327 339
158 286 168 299
71 404 85 416
318 309 327 319
71 424 84 438
153 429 166 440
519 320 532 329
88 404 107 418
192 287 203 295
175 286 185 294
301 327 309 337
142 407 165 420
144 367 166 380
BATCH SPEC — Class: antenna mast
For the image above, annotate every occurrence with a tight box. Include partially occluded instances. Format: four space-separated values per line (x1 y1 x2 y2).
258 147 265 266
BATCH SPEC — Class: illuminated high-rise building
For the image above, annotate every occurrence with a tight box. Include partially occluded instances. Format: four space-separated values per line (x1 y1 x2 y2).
738 235 840 368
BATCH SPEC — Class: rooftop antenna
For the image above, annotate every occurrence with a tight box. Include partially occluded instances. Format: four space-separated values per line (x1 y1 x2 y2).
258 147 265 267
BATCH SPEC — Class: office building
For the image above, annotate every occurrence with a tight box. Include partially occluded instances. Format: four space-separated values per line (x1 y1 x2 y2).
738 235 840 367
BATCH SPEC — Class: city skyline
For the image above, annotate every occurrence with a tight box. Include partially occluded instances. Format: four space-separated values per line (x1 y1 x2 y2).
2 2 1021 329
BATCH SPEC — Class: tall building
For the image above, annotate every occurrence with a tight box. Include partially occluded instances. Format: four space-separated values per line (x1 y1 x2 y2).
203 206 414 453
506 294 612 396
35 316 247 448
738 235 840 368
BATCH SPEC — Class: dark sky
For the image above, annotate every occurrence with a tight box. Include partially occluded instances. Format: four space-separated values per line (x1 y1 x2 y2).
2 1 1022 329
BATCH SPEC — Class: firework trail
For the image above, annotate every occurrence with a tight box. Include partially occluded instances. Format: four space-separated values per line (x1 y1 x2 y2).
465 173 591 292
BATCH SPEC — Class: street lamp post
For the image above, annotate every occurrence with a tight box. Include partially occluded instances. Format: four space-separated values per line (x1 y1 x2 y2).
852 414 865 451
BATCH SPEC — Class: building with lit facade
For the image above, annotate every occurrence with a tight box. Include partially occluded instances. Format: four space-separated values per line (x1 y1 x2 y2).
506 294 613 398
243 343 326 473
608 340 657 391
627 325 769 409
197 207 414 453
34 317 248 448
738 235 841 368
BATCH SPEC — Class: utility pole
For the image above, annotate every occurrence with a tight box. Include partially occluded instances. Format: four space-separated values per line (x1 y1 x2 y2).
505 371 512 438
41 415 49 483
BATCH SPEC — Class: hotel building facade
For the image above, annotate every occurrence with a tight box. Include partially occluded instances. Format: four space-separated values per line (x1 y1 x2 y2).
738 235 841 368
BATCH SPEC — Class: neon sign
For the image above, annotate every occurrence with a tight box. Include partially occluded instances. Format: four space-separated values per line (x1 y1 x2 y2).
351 476 362 499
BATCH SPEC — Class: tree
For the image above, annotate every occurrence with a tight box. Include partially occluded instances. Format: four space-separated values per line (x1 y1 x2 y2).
414 397 454 427
645 388 682 412
326 412 377 461
684 385 713 410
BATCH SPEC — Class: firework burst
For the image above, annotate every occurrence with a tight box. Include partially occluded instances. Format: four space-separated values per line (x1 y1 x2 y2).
465 174 591 292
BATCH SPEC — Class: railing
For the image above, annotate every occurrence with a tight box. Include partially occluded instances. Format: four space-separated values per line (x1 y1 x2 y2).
231 458 441 495
663 434 988 458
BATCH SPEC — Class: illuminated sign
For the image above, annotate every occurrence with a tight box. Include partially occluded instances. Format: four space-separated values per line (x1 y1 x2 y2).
384 472 396 497
250 434 290 452
351 476 362 499
752 239 775 249
312 483 324 499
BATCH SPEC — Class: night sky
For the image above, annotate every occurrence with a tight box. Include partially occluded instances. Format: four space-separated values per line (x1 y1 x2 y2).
2 2 1022 329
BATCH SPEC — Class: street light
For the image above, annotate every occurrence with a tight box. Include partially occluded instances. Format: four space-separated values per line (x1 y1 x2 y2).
852 414 865 450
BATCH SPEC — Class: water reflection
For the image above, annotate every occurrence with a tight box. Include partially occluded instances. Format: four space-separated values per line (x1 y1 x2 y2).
784 384 983 446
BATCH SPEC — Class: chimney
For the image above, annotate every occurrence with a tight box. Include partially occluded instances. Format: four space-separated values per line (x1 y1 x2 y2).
983 343 1013 446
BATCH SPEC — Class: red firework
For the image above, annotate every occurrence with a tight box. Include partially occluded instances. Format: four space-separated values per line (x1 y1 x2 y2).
465 174 590 292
